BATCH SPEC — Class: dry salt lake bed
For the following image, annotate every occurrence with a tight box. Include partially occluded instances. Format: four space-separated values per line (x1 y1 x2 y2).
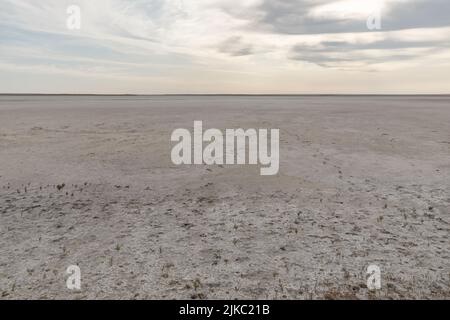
0 95 449 299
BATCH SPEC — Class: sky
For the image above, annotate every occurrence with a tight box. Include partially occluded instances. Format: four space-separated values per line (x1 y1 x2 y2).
1 0 449 94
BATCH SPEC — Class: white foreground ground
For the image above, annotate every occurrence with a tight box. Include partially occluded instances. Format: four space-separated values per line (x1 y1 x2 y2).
0 95 449 299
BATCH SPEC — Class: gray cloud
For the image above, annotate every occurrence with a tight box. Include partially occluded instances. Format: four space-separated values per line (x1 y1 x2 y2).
217 36 254 56
290 37 450 69
237 0 449 69
299 39 450 52
227 0 450 35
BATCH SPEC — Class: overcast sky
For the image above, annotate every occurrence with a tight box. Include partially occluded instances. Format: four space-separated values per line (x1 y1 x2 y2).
1 0 449 94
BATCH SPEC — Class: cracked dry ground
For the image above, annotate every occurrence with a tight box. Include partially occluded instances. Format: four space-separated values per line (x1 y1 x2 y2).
1 179 449 299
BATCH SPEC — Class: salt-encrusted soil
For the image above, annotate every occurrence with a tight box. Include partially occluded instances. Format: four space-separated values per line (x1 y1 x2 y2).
0 95 449 299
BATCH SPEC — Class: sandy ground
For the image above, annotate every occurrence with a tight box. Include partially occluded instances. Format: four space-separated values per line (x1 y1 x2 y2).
0 95 449 300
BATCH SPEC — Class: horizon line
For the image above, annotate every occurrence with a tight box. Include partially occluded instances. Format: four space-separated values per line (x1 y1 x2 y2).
1 93 450 96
